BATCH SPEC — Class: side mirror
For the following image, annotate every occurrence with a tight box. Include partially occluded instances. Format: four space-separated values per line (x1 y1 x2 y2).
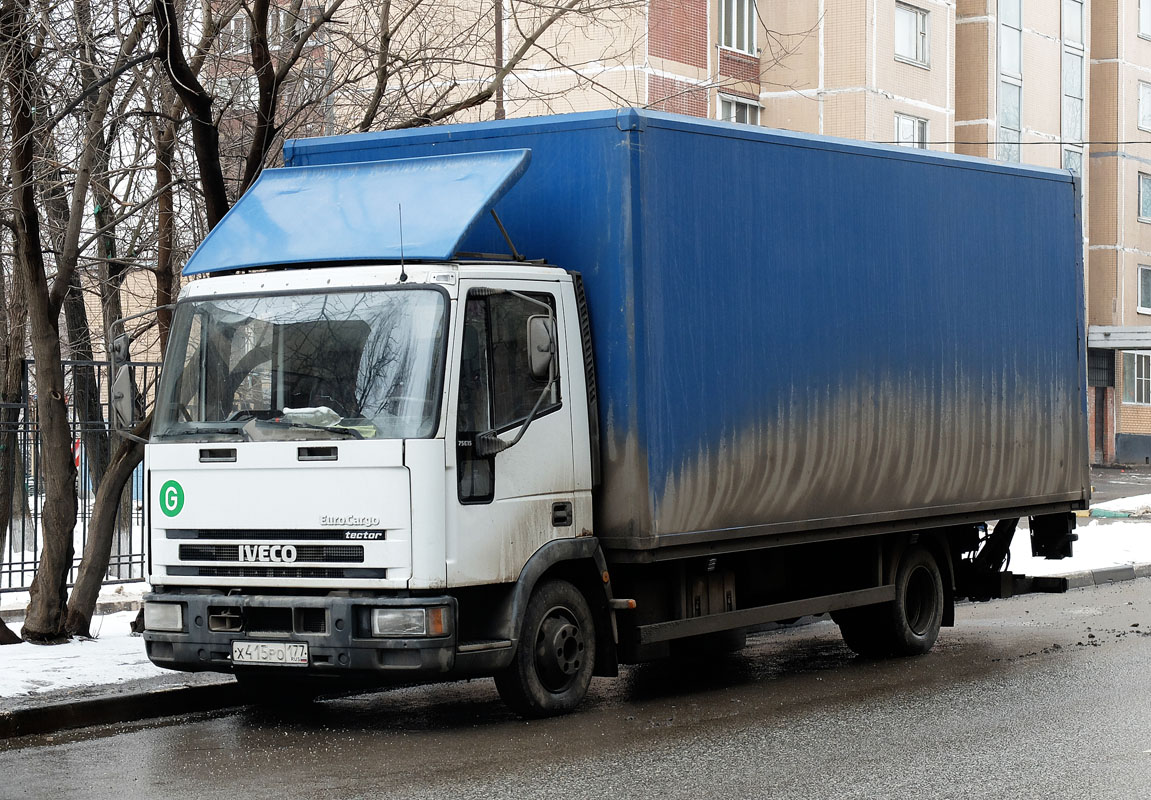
111 364 137 430
111 332 131 371
527 315 555 379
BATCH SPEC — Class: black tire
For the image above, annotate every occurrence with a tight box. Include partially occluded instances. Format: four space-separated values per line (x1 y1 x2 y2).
836 546 944 658
495 579 596 718
833 606 891 658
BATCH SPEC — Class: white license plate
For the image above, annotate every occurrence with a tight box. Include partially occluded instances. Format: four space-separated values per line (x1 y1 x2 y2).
231 640 309 666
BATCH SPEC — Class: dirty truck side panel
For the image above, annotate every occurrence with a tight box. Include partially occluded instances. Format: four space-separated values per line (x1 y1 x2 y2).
286 110 1088 553
631 120 1087 549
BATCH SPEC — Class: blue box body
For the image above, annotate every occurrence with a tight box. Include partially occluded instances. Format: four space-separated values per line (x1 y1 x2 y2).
287 110 1089 551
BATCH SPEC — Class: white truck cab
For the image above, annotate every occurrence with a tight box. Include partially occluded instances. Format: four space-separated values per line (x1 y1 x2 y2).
143 261 611 714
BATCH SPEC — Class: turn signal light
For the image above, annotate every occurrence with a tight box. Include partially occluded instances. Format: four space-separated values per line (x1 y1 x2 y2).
427 607 447 637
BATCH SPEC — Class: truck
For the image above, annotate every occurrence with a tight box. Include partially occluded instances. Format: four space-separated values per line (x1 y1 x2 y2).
135 109 1089 716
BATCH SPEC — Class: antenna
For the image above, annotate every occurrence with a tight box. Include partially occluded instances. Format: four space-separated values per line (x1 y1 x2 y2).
397 203 408 283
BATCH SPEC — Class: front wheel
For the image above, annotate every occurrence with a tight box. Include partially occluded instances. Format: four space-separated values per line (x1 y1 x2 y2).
495 579 596 718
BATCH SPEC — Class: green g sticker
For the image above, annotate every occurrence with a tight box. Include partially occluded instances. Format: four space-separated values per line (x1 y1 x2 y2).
160 480 185 517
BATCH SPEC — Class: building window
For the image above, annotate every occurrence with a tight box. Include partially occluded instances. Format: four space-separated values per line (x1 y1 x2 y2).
1140 267 1151 314
1123 352 1151 404
1140 83 1151 132
719 96 760 125
269 6 305 49
1141 174 1151 220
1000 0 1022 77
1063 148 1082 176
1062 51 1083 143
998 81 1021 162
1089 349 1115 388
1063 0 1083 45
221 13 251 55
895 4 929 66
895 113 928 148
1143 0 1151 38
721 0 757 55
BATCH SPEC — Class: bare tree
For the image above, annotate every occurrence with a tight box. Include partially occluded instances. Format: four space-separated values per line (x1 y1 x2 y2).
6 0 662 643
0 0 152 641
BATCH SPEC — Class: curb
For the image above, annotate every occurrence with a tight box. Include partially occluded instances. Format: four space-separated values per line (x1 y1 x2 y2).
0 680 243 741
1057 562 1151 590
1076 508 1151 519
0 598 141 625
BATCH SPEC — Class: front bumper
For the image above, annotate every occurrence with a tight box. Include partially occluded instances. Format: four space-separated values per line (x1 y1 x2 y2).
142 592 456 675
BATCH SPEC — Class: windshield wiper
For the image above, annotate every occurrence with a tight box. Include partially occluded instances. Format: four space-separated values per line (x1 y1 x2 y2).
155 425 248 439
251 419 363 439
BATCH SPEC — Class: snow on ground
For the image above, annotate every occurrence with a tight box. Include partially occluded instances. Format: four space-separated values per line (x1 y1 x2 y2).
1009 517 1151 576
0 521 1149 701
0 581 148 617
0 611 168 699
1092 492 1151 515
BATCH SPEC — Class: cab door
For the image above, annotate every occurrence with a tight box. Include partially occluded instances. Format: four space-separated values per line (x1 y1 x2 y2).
446 280 577 585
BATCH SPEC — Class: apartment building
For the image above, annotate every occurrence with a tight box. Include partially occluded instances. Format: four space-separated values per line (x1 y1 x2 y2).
501 0 1136 464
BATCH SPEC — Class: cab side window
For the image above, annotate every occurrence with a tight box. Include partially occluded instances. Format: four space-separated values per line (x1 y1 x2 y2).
488 292 559 428
457 290 559 502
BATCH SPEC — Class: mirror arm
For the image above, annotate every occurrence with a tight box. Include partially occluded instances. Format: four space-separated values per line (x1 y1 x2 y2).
474 371 558 457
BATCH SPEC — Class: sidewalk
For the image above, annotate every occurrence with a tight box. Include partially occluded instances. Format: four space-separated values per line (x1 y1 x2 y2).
3 495 1151 741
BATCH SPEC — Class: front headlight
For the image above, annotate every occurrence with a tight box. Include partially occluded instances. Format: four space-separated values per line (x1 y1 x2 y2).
144 601 184 632
370 607 448 637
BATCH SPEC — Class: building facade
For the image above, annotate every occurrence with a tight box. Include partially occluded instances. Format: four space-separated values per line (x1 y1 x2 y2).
500 0 1144 464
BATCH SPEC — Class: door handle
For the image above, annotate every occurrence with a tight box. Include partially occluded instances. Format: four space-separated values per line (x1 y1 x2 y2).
552 502 573 527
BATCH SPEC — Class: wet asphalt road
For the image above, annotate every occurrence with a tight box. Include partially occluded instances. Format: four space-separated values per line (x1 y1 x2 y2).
1089 465 1151 505
4 579 1151 799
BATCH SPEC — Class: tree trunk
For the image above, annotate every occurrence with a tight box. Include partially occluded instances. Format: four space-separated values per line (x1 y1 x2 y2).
154 120 177 347
0 264 28 564
65 114 181 627
41 169 109 504
154 0 229 228
0 620 19 644
65 416 149 637
19 302 78 643
4 0 79 643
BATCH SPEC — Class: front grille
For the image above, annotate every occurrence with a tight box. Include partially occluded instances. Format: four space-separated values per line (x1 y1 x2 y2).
297 608 326 633
172 566 352 579
178 544 365 563
247 606 292 633
167 529 386 541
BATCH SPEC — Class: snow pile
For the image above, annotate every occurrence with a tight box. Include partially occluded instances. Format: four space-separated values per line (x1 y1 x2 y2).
1008 517 1151 577
0 611 168 698
1092 492 1151 516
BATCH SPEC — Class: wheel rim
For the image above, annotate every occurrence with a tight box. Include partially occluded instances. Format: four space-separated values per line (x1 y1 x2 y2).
904 564 937 637
533 605 586 693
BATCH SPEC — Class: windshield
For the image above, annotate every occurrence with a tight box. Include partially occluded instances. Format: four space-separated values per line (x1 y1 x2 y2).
153 288 448 442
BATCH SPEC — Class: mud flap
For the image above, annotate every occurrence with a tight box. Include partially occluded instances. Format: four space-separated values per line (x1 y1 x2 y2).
1029 512 1078 559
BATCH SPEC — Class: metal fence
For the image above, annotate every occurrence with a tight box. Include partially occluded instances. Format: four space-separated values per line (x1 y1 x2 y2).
0 358 162 595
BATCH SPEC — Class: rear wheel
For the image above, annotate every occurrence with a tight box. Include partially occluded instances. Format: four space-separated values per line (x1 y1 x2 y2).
495 579 596 718
836 546 944 658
